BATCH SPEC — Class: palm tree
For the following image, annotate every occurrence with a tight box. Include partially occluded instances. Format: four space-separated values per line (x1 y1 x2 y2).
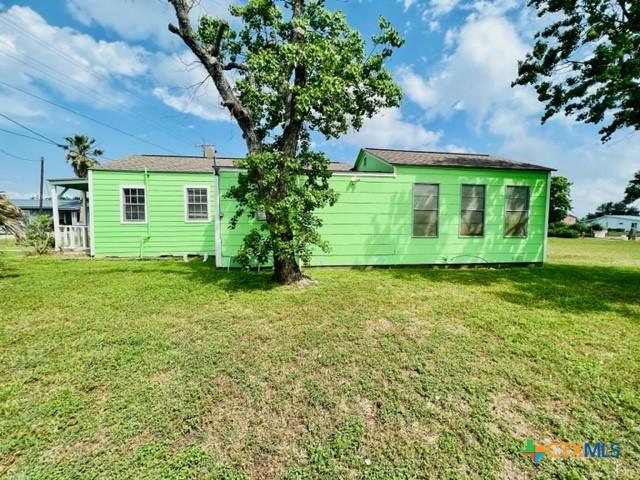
0 194 24 239
62 135 103 178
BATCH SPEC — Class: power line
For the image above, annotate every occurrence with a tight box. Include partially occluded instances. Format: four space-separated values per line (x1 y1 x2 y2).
0 80 181 154
0 14 205 145
0 148 40 163
0 50 201 148
0 112 62 146
0 127 55 145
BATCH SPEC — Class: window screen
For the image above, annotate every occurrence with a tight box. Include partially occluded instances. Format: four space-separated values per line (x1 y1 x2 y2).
122 187 146 222
460 184 485 236
413 184 439 237
505 186 529 237
186 187 209 221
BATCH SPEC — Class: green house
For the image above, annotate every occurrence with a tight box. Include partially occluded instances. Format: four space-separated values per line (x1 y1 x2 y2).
48 148 554 267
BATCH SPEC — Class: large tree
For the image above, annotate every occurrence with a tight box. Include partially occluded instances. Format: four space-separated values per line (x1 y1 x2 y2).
549 175 573 223
513 0 639 142
167 0 403 283
623 170 640 204
62 135 103 178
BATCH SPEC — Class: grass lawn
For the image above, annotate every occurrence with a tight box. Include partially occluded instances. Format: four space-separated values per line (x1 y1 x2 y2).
1 238 639 479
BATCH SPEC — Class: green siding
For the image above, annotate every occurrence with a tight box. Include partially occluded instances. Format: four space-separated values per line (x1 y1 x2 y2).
91 170 215 258
353 150 394 172
218 166 549 267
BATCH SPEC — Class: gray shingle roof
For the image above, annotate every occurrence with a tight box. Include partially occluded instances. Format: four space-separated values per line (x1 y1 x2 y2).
92 155 235 173
365 148 555 171
93 155 353 173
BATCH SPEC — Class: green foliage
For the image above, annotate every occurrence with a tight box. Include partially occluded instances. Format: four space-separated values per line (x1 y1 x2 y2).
590 222 604 231
63 134 103 178
586 201 640 219
623 170 640 204
227 150 338 268
25 214 53 255
513 0 640 142
548 221 590 238
171 0 403 281
549 175 572 223
0 194 24 239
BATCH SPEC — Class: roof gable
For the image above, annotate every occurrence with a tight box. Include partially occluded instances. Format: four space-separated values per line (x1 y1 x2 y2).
364 148 555 172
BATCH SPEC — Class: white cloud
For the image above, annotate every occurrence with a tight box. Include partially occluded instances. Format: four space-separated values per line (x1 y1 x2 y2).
464 0 519 20
0 6 234 126
341 108 441 150
397 15 536 129
66 0 233 49
0 5 148 112
430 0 461 17
150 51 231 122
402 0 419 11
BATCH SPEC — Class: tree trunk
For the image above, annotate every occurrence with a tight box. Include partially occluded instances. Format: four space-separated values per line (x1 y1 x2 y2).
273 254 304 284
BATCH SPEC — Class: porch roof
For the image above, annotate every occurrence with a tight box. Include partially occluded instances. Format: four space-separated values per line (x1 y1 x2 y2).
48 178 89 191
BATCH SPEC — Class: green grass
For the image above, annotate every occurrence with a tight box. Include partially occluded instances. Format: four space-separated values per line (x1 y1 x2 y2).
1 238 639 479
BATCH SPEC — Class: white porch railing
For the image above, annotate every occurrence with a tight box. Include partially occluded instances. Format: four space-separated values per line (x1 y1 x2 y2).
57 225 89 251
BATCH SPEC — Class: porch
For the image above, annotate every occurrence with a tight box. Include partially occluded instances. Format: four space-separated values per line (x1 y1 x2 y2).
49 178 90 253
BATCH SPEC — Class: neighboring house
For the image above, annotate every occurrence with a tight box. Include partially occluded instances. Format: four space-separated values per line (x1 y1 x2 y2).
11 198 81 225
49 148 555 265
584 215 640 232
562 214 577 225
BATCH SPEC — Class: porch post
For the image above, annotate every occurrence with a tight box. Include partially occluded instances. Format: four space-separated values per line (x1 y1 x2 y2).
51 184 61 250
79 190 87 225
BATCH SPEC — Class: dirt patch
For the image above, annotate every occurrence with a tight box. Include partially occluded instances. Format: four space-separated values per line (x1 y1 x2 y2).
43 428 109 463
491 391 542 439
365 317 394 335
201 374 304 480
500 457 532 480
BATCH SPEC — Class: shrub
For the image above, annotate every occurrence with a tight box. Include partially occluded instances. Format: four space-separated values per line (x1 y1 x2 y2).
25 215 54 254
548 224 580 238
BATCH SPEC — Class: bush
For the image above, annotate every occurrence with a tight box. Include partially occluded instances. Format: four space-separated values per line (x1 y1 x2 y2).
548 224 580 238
549 221 602 238
25 215 54 254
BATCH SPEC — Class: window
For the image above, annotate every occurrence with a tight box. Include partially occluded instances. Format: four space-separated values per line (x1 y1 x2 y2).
185 187 209 221
121 187 146 223
413 183 439 237
504 185 529 237
460 185 485 236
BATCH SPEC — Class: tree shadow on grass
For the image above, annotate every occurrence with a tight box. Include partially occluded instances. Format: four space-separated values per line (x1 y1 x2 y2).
82 260 276 293
387 263 640 317
183 261 276 292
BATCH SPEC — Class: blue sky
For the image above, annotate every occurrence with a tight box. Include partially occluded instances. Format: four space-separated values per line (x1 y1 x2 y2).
0 0 638 216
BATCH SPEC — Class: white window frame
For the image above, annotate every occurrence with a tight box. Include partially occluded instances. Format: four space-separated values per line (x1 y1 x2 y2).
120 185 147 224
184 185 211 223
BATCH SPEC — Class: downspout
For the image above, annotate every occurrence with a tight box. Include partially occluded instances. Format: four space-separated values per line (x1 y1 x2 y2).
88 170 95 256
543 171 551 263
213 164 223 268
140 168 150 258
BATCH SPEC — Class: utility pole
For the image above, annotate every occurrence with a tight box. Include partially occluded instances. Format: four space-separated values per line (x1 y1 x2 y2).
39 156 44 213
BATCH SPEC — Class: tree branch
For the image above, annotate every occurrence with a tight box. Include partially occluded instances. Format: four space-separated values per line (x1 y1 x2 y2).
222 61 249 71
167 0 261 152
